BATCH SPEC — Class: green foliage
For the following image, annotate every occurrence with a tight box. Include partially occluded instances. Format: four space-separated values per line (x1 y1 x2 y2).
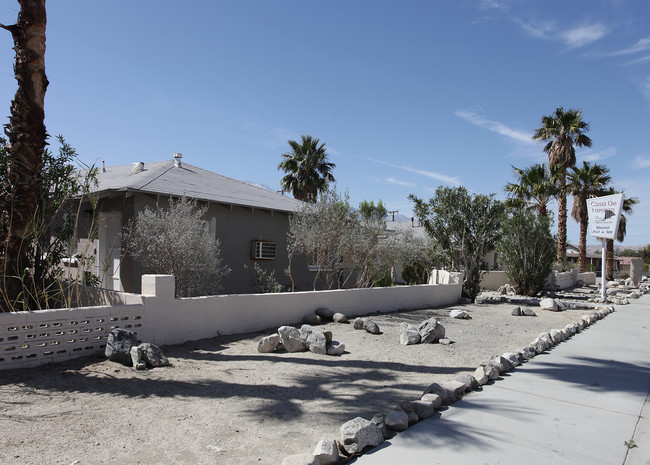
278 135 335 203
497 209 556 296
410 186 504 301
0 136 99 311
359 199 387 224
287 189 434 290
123 197 230 297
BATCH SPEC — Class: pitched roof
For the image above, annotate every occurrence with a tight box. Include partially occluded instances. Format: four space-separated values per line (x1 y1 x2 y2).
89 159 303 212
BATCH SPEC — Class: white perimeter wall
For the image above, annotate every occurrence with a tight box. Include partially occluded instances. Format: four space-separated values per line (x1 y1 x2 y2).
1 274 462 371
480 270 597 291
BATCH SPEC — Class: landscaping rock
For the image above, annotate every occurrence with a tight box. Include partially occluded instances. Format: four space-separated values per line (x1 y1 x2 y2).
385 410 409 431
370 414 390 439
327 341 345 356
300 325 327 355
312 438 340 465
105 328 139 366
439 338 452 345
449 309 470 319
411 400 435 420
278 326 306 353
456 373 479 392
399 324 421 345
511 306 522 316
332 312 349 323
315 308 335 321
353 318 366 330
540 298 559 311
484 364 500 380
257 334 280 353
323 330 333 346
139 343 169 367
472 366 489 385
420 393 442 409
130 345 146 370
339 417 383 454
303 314 322 325
395 401 418 425
522 307 537 316
502 352 519 369
418 318 445 343
364 319 381 334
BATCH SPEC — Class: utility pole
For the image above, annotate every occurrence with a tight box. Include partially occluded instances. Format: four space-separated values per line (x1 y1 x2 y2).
387 210 398 222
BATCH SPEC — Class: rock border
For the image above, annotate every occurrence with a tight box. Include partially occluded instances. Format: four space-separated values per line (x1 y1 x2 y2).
280 303 620 464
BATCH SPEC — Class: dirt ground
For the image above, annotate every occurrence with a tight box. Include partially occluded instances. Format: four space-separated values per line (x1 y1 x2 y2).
0 299 597 465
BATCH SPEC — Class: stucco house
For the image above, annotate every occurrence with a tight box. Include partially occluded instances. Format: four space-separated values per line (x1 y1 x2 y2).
69 154 315 294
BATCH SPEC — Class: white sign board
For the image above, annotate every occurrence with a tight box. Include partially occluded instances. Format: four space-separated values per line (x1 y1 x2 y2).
586 193 624 240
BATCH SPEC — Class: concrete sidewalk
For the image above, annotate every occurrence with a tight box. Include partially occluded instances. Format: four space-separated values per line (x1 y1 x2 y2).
351 294 650 465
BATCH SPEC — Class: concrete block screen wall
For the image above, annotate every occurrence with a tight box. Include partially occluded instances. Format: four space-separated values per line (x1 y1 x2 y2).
1 274 462 371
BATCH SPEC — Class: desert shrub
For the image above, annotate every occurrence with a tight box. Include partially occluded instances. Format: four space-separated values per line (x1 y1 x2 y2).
497 208 555 296
123 197 229 297
245 262 284 293
0 136 99 311
410 186 504 301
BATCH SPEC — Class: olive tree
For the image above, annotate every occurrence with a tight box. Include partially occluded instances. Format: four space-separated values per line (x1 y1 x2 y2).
123 197 229 297
410 186 504 301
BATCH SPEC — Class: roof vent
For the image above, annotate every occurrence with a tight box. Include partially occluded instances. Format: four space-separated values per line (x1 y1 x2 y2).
173 152 183 168
131 162 144 174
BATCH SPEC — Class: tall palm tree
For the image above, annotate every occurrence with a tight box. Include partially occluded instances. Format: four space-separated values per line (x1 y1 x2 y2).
278 135 335 203
1 0 49 309
605 195 638 281
533 108 592 264
567 161 611 272
504 163 557 217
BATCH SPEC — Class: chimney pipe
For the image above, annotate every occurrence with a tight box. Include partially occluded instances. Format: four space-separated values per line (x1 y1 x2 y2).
173 152 183 168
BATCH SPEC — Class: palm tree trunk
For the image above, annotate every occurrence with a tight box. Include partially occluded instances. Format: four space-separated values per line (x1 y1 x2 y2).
605 239 614 281
1 0 48 309
578 220 587 273
557 173 567 263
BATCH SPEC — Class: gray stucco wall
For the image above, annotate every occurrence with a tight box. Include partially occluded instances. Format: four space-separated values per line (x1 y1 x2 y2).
120 193 314 294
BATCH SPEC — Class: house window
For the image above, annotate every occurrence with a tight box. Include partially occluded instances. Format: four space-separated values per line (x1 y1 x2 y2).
251 240 276 260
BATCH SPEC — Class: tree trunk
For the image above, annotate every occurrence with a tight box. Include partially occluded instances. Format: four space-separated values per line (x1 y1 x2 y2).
578 220 587 273
1 0 48 310
556 173 567 264
606 239 614 281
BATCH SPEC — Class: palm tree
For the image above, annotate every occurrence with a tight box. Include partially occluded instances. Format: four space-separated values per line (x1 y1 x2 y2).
278 135 335 203
567 162 611 272
504 163 557 217
533 108 592 264
605 195 638 281
1 1 49 309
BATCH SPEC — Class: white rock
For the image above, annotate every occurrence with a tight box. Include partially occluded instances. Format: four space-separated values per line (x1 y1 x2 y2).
385 410 409 431
473 366 489 385
257 334 280 353
449 309 470 319
312 438 339 465
540 298 559 311
278 326 306 353
340 417 383 454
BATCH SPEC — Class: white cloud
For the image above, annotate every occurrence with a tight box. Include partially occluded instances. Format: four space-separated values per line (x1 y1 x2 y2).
365 158 461 186
634 156 650 168
386 177 415 187
455 110 533 144
559 23 608 49
626 55 650 65
611 36 650 56
577 147 616 162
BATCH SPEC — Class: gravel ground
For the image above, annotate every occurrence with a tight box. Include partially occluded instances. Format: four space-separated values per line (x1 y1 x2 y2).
0 299 598 465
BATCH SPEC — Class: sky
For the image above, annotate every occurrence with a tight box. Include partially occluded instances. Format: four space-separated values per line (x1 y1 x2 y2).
1 0 649 247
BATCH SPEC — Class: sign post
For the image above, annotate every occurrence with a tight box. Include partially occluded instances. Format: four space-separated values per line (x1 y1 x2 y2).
586 193 624 299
